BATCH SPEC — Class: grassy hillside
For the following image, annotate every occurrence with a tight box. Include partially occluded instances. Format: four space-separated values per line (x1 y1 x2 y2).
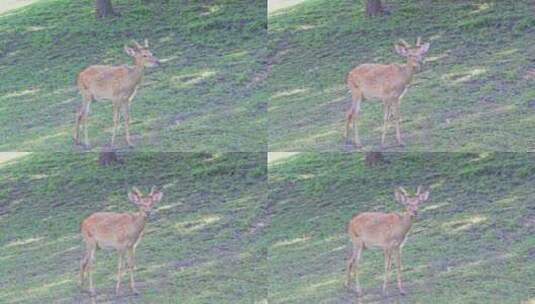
268 0 535 151
0 0 267 151
267 152 534 303
0 152 268 303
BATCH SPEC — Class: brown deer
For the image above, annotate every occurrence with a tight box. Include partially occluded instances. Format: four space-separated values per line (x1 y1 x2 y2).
80 186 163 296
345 186 430 296
74 39 160 149
344 38 430 148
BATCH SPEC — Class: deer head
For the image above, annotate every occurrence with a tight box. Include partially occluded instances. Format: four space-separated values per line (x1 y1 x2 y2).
128 186 163 214
394 37 430 71
124 39 161 68
394 185 430 217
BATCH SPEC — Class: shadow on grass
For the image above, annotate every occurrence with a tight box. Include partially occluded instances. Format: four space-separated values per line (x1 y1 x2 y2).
0 0 267 151
268 0 535 151
0 152 268 303
266 152 534 303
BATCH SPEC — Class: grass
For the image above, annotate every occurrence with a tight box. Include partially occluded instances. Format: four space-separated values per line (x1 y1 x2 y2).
268 0 535 151
267 152 535 303
0 0 267 151
0 152 268 303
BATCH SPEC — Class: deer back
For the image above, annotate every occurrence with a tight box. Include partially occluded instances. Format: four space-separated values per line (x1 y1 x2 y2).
347 63 414 100
81 211 146 251
78 65 143 101
348 211 413 249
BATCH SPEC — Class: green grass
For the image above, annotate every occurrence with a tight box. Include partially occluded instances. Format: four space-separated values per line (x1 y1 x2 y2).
268 0 535 151
0 0 267 151
267 152 535 303
0 152 268 303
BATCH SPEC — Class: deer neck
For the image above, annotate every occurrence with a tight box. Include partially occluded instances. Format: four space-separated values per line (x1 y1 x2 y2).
131 211 148 236
129 63 145 85
400 61 418 84
399 212 415 235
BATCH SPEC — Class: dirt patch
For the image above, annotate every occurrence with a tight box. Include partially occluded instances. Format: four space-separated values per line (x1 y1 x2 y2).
268 0 307 13
0 0 38 14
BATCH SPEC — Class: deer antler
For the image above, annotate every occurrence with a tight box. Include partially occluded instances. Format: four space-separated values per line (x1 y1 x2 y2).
132 40 143 50
416 185 423 195
149 186 157 195
132 186 143 196
416 37 422 47
398 39 411 48
144 39 149 48
398 186 409 196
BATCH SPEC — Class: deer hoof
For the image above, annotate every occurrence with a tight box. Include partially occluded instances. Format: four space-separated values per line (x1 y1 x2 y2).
132 288 140 295
399 288 407 296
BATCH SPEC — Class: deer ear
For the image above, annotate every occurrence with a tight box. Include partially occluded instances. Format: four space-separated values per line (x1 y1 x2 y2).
124 46 136 57
151 191 163 204
128 191 142 205
395 189 407 205
419 42 430 55
395 44 409 57
418 190 430 202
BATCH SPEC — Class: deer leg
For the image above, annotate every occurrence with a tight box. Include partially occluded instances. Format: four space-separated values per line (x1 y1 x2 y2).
395 248 406 295
381 103 391 149
345 87 363 148
111 102 120 147
80 249 90 288
75 95 92 148
88 247 96 297
346 242 359 288
354 244 363 295
82 98 92 149
382 249 392 295
121 103 133 148
393 103 405 146
74 95 85 145
74 107 82 145
116 252 125 296
127 248 139 294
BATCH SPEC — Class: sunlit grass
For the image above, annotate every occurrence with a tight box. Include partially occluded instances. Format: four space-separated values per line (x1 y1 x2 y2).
0 0 267 151
268 0 535 151
0 152 267 303
267 152 535 303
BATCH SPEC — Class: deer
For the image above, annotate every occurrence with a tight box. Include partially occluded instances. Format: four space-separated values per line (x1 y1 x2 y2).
74 39 161 149
344 37 430 149
345 186 430 297
80 186 163 297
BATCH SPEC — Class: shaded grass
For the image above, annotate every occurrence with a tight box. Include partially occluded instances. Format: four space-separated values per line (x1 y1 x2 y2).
268 0 535 151
0 152 268 303
267 152 535 303
0 0 267 151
